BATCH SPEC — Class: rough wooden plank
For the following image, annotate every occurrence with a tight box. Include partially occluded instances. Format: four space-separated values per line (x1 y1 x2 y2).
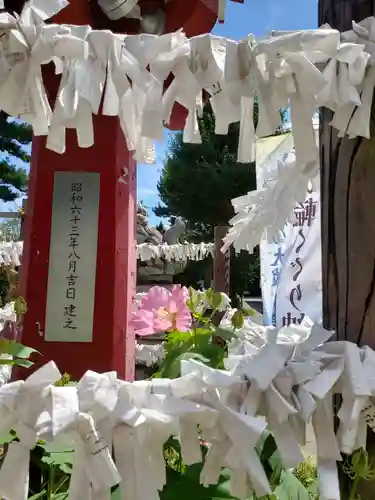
319 0 375 343
319 1 375 497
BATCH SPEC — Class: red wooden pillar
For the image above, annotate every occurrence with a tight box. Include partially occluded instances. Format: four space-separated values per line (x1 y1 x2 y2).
19 119 136 381
17 0 136 381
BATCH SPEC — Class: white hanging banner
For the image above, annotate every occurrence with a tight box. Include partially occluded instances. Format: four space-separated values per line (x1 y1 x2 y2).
275 175 322 327
257 130 322 327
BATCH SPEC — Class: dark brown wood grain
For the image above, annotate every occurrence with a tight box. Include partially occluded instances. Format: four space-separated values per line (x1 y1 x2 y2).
319 0 375 347
213 226 231 297
319 1 375 497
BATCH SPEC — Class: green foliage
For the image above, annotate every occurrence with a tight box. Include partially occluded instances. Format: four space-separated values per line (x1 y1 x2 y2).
154 104 272 301
0 339 38 368
0 287 318 500
154 288 242 378
0 265 11 306
293 457 318 495
27 441 73 499
54 373 73 387
0 217 22 242
155 221 166 234
155 105 256 226
0 116 31 202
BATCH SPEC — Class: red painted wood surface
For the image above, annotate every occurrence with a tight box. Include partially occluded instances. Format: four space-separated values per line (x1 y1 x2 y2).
165 0 218 36
19 114 136 381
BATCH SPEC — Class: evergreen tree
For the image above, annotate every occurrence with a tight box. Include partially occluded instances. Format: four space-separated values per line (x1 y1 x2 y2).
0 113 31 203
154 104 287 301
155 221 166 234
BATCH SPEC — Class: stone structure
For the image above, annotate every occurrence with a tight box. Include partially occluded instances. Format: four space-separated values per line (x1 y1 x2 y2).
136 203 187 283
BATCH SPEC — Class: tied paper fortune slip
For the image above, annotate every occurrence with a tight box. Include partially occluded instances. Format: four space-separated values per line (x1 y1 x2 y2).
0 322 375 500
3 1 375 253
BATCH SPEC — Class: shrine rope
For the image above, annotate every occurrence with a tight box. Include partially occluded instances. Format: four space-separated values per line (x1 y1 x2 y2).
0 241 214 265
1 0 375 253
0 322 373 500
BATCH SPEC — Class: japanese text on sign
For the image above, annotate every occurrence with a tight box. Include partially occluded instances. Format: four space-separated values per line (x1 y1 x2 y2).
45 172 100 342
282 184 315 327
63 182 83 331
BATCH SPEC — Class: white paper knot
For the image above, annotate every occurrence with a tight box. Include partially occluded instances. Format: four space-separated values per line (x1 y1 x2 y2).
0 361 61 500
67 412 120 500
222 153 318 254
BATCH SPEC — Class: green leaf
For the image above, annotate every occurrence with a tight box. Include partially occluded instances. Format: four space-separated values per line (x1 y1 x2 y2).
231 310 245 329
214 327 236 341
58 462 73 475
175 352 209 365
158 336 195 378
0 430 16 444
0 339 39 358
159 464 239 500
260 433 278 464
40 440 74 455
187 287 199 312
28 490 47 500
212 292 224 309
41 450 74 466
13 358 34 368
111 486 121 500
273 470 311 500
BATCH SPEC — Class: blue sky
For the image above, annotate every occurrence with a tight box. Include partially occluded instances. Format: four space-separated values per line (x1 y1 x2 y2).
1 0 318 224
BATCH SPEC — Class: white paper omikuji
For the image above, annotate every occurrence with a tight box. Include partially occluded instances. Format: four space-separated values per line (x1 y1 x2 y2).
0 241 214 267
136 242 214 262
222 154 319 254
3 321 375 499
3 1 375 252
0 361 61 500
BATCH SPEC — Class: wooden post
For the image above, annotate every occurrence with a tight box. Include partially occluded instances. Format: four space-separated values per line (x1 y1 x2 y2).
319 0 375 496
213 226 230 296
212 226 230 331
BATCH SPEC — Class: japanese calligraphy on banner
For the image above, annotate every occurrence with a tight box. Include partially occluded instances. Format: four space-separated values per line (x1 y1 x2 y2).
45 172 100 342
257 129 322 327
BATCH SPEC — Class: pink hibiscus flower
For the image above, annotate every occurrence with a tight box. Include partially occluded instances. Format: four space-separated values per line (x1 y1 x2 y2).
130 285 192 336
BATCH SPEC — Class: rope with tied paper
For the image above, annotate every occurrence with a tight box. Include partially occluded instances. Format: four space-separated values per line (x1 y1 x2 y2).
0 241 215 266
2 323 375 499
137 242 214 262
224 19 375 254
0 3 334 165
0 2 366 163
2 1 375 254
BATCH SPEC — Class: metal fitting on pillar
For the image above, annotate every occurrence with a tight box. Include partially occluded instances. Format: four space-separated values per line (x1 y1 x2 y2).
97 0 141 20
97 0 165 34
